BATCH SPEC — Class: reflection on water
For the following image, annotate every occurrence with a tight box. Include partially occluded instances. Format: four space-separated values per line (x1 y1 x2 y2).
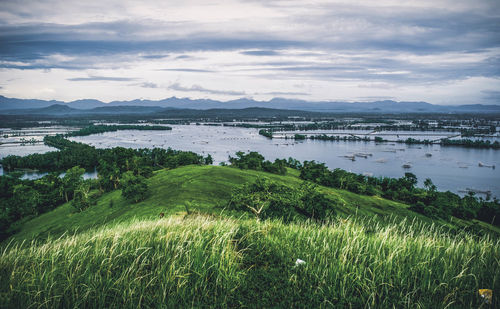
0 165 98 180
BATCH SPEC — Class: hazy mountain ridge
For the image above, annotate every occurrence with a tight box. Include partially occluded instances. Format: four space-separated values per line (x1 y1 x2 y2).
1 95 499 114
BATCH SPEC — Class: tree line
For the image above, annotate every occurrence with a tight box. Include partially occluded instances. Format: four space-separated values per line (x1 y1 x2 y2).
66 124 171 137
228 151 500 228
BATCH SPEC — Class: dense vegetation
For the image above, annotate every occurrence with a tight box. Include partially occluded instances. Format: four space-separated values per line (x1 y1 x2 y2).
66 124 171 137
1 214 498 308
441 138 500 149
228 151 287 175
258 129 273 138
228 178 336 221
226 151 500 228
297 160 500 227
0 136 212 240
1 163 498 308
1 124 499 308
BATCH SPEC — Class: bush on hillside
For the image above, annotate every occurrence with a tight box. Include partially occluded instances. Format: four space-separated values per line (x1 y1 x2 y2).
228 151 287 175
227 178 335 221
121 171 148 203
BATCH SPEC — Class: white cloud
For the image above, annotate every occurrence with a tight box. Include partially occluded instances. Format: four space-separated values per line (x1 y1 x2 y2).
0 0 499 104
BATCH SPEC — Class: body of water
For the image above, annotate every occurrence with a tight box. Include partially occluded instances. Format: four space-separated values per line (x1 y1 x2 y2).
64 124 500 198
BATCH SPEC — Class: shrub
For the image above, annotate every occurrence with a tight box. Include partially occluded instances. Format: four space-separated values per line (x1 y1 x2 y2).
228 178 335 222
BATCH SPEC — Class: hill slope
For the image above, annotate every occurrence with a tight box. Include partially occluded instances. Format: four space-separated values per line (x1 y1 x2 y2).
2 165 499 308
8 165 497 244
2 213 498 308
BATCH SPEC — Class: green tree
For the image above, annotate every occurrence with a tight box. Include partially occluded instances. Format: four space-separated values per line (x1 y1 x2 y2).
12 184 40 218
121 171 148 203
228 178 334 222
72 181 92 211
62 166 85 202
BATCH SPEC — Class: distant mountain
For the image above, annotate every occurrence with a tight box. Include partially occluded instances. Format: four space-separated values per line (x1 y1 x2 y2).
1 104 165 115
1 95 499 114
1 104 80 115
0 96 66 110
88 106 165 114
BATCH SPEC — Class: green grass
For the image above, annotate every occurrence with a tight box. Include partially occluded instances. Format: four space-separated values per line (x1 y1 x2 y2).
2 165 499 308
9 165 498 244
1 215 498 308
9 165 482 244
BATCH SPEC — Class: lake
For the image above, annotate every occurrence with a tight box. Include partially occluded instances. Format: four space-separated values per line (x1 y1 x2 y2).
1 124 498 197
64 124 500 198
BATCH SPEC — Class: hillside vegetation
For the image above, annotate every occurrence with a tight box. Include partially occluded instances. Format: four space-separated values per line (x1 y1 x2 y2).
2 165 499 308
2 215 498 308
8 165 491 244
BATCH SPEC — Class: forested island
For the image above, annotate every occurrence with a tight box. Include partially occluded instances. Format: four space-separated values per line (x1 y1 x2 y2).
67 124 172 137
259 129 500 149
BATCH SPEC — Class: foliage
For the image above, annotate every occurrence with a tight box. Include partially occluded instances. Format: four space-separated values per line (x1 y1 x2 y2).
62 166 85 202
72 180 93 212
441 138 500 149
10 165 450 245
293 133 306 140
0 135 211 240
1 135 209 172
66 124 171 137
228 178 335 221
298 159 500 225
258 129 273 138
120 171 148 203
0 215 498 308
229 151 287 175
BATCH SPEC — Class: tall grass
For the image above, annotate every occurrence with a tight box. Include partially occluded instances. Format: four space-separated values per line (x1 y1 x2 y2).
1 215 498 308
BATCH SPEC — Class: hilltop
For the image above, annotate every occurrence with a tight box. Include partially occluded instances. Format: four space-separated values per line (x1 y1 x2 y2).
2 165 499 308
9 165 497 244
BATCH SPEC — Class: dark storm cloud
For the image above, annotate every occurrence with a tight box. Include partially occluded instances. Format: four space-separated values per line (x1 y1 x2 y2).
0 21 307 62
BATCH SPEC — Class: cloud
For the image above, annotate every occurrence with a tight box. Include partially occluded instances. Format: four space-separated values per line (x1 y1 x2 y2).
258 91 309 96
139 82 159 88
481 90 500 102
67 75 137 82
0 0 499 104
141 54 168 59
159 68 215 73
168 82 246 96
240 50 280 56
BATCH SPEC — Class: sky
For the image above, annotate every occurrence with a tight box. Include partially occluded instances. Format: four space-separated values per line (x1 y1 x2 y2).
0 0 499 105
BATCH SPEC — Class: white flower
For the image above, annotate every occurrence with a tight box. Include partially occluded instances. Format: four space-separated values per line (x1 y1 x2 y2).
295 259 306 267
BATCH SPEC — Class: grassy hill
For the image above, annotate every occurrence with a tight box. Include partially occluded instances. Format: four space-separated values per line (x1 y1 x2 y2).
2 165 499 308
8 165 478 244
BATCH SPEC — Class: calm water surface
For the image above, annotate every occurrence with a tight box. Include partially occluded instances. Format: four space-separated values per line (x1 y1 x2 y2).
64 124 500 198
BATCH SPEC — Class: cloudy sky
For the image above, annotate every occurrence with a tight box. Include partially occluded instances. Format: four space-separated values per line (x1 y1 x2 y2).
0 0 499 105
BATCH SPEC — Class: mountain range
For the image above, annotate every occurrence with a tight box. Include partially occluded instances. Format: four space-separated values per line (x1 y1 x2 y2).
1 95 499 114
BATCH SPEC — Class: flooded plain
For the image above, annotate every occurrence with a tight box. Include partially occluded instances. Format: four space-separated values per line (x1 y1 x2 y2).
1 124 499 197
66 124 500 198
